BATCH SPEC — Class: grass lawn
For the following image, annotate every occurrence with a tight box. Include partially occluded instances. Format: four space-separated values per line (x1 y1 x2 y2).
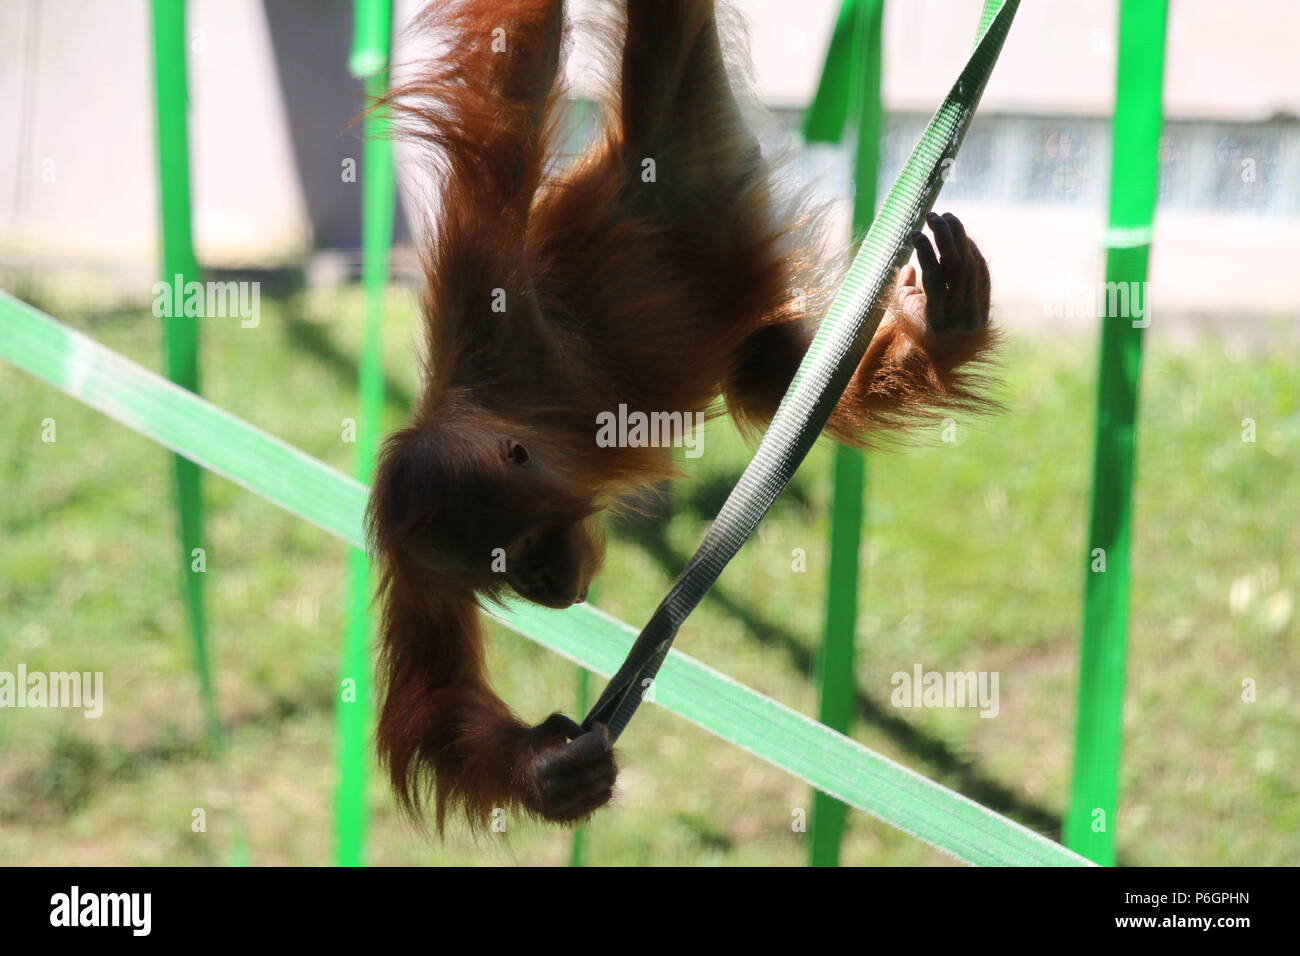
1 287 1296 866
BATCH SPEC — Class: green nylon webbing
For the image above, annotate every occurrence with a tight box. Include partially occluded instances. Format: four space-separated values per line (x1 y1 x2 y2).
802 0 883 870
150 0 219 747
583 0 1021 742
1065 0 1168 867
0 290 1088 866
335 0 395 870
800 0 864 146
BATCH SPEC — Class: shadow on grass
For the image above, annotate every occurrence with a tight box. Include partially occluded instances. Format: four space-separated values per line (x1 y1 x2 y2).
612 503 1065 840
0 692 333 825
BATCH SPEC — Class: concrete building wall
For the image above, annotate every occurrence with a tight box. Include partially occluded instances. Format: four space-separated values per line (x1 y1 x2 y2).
2 0 1298 318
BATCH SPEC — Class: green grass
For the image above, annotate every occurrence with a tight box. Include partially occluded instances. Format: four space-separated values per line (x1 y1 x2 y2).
0 288 1296 866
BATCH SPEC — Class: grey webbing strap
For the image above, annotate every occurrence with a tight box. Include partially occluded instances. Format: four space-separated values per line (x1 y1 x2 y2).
584 1 1019 739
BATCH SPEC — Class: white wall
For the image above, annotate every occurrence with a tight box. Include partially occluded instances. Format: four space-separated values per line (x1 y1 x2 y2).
2 0 1298 319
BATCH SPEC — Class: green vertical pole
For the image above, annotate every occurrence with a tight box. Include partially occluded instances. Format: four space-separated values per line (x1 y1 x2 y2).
802 0 882 868
570 581 598 866
151 0 220 747
336 0 395 868
1065 0 1168 866
568 664 592 866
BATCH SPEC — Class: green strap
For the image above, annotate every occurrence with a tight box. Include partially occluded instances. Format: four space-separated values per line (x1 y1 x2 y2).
0 290 1088 866
1065 0 1168 867
582 0 1020 744
150 0 219 747
568 647 593 867
800 0 864 145
802 0 883 870
334 0 395 870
